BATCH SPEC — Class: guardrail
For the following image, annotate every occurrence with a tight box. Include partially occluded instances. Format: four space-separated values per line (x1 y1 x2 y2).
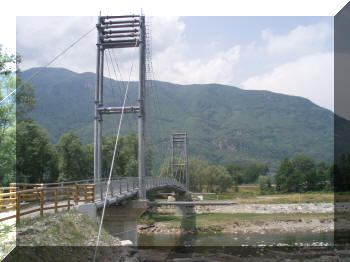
94 177 185 201
0 183 95 223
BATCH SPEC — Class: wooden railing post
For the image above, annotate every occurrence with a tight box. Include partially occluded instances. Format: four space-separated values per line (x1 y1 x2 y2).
74 185 79 205
92 184 95 203
67 187 71 211
16 191 20 224
84 185 87 203
54 188 58 213
40 188 44 216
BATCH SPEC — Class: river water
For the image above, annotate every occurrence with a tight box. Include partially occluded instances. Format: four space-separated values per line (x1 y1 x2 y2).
138 232 333 246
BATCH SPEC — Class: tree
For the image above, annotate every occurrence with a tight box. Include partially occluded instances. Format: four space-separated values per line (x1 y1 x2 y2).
214 165 232 193
258 175 271 194
292 155 315 191
0 47 16 146
56 131 90 181
286 170 304 193
0 127 15 186
316 161 330 191
275 157 293 192
243 162 269 184
101 133 139 179
16 120 57 183
188 158 208 192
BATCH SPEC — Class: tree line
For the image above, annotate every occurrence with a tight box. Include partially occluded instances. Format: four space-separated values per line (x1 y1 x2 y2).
158 157 269 193
274 155 333 193
14 123 143 185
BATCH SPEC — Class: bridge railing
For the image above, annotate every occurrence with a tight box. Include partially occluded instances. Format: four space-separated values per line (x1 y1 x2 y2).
0 177 186 222
93 176 186 202
0 184 95 223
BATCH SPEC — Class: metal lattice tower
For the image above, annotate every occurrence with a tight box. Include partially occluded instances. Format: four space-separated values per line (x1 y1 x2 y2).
171 132 189 191
94 15 147 199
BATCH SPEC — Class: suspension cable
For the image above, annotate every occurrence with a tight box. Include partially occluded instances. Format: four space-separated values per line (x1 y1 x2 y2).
93 44 138 262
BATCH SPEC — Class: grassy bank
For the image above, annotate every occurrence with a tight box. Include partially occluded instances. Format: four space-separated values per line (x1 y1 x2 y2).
189 187 335 203
0 222 15 261
12 210 120 246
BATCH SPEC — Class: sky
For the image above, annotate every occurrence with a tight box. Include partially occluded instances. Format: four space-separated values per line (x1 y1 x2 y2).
1 0 347 114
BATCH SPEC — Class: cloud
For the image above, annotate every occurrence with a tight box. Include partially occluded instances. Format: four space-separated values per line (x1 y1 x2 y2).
147 17 241 85
16 16 188 81
17 16 97 73
262 22 332 59
242 52 334 111
154 45 240 84
150 16 185 52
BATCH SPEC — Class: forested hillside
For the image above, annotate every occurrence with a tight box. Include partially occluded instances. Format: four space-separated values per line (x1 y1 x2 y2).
21 67 334 171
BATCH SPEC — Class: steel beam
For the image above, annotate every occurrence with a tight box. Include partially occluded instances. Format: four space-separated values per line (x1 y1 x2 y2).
94 16 101 184
97 106 140 114
138 16 146 200
102 19 140 25
185 132 189 191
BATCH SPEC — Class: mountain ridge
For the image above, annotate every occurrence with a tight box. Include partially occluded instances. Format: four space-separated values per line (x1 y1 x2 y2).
20 67 335 171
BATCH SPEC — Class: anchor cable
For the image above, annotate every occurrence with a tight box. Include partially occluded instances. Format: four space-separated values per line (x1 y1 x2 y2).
93 44 138 262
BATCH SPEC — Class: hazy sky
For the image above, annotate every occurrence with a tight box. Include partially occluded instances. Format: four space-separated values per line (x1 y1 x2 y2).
15 15 334 112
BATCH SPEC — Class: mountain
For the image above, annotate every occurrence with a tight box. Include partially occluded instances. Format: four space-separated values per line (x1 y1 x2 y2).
20 67 334 171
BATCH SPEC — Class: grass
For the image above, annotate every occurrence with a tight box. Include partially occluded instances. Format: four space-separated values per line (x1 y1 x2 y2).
195 186 335 204
16 210 120 246
335 192 350 202
0 222 15 261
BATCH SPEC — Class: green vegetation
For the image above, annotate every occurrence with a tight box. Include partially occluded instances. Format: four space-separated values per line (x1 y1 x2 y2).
16 210 119 246
20 67 335 172
160 157 232 193
14 128 140 184
199 189 334 203
275 155 333 193
0 47 16 186
0 222 15 261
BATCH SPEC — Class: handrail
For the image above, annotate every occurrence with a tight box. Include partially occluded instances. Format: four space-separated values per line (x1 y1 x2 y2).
0 177 186 223
0 184 95 223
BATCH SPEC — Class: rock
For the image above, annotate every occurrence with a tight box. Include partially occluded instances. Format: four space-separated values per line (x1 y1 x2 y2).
120 240 133 246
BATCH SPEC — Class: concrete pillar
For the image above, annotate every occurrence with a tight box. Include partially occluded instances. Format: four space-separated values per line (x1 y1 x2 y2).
175 205 188 216
98 200 148 245
174 192 193 217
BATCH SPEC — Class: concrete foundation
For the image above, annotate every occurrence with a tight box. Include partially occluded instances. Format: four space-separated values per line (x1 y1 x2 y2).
74 203 98 221
174 192 193 217
97 200 148 245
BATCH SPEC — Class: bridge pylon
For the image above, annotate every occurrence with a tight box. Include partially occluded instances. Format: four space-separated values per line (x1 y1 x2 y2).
94 15 147 200
171 132 189 191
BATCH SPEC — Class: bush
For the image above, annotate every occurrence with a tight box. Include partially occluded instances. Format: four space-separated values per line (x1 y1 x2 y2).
258 175 271 194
